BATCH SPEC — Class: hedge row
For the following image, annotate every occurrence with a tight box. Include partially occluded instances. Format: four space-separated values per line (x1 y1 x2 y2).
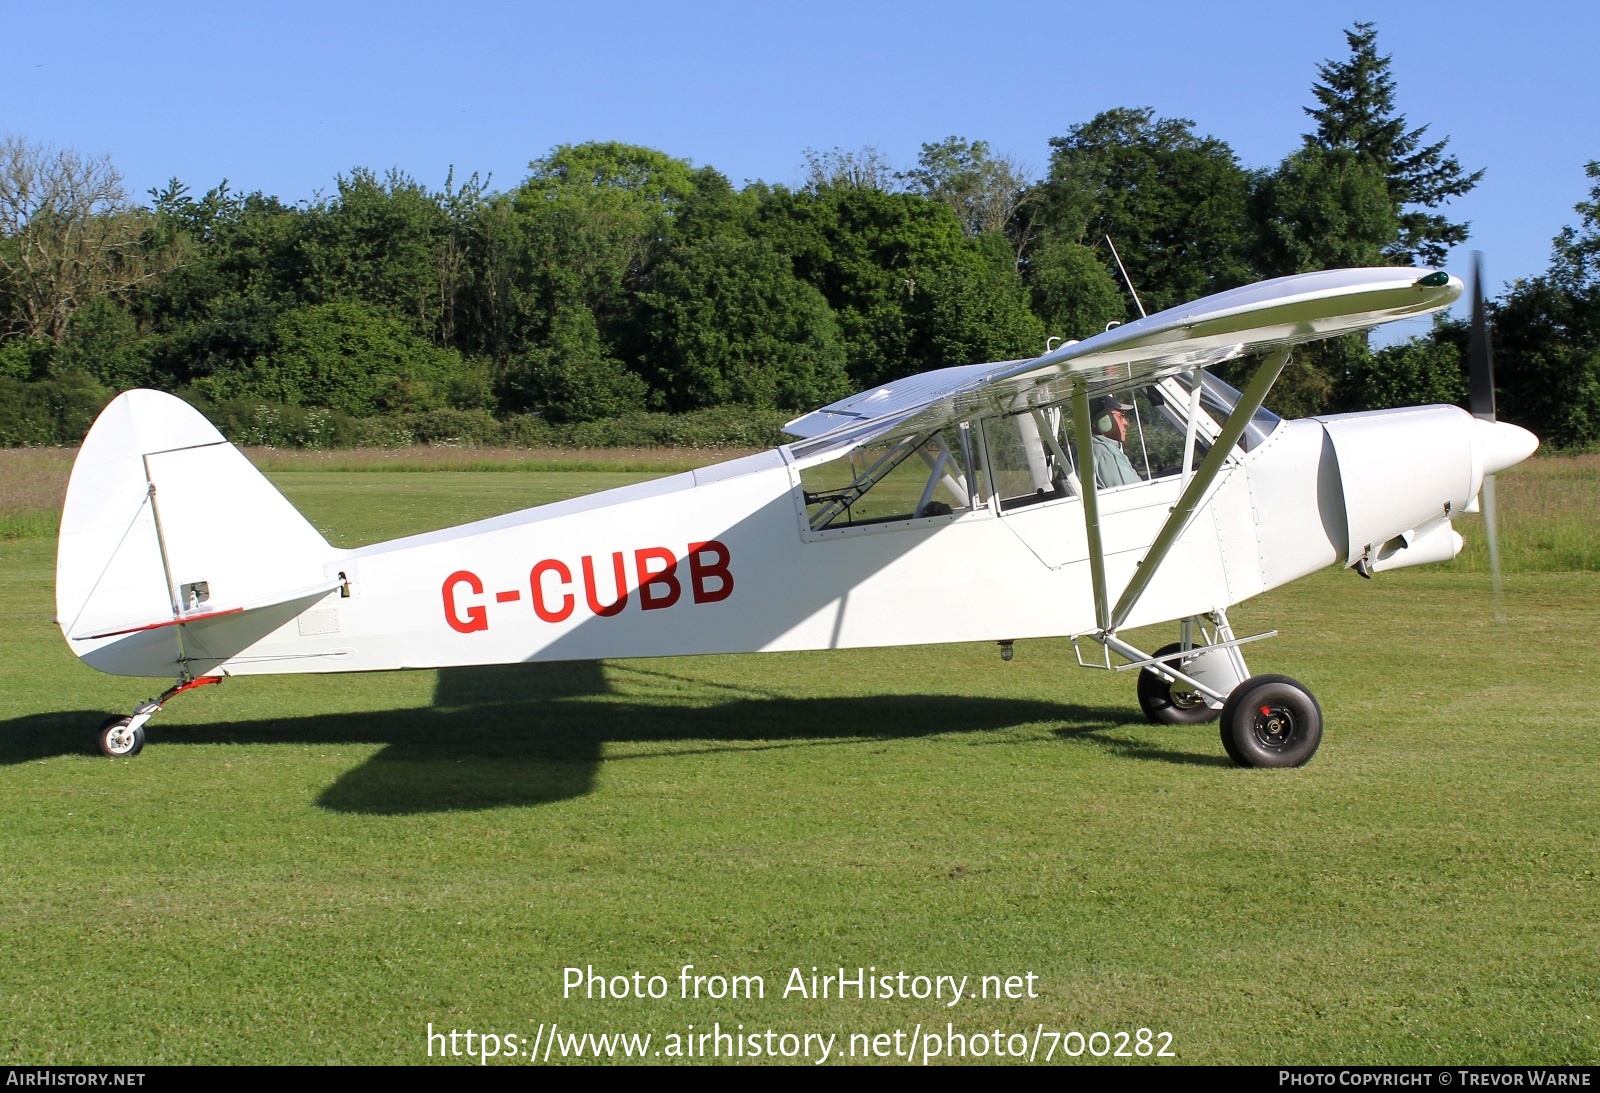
0 375 795 450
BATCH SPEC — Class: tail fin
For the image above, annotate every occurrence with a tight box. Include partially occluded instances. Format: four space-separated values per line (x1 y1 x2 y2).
57 390 340 676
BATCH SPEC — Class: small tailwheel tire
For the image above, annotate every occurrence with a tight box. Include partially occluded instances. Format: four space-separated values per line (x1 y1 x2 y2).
96 716 145 758
1137 643 1220 725
1219 675 1322 768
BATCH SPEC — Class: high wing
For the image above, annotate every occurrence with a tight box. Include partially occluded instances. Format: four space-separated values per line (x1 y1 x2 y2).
783 267 1463 447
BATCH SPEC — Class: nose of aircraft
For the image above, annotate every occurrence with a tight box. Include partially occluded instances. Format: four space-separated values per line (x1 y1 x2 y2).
1472 418 1540 476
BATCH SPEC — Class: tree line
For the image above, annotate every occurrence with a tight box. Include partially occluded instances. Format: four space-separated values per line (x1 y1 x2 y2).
1 24 1595 448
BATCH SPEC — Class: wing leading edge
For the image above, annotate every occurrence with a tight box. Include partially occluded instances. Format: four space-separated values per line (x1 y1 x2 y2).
783 267 1463 448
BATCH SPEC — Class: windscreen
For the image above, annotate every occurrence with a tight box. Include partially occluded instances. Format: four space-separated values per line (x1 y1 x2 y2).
1152 372 1282 453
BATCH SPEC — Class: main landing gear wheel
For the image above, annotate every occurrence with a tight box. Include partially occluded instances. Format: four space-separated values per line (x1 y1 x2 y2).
1219 675 1322 768
1137 643 1220 725
96 715 145 758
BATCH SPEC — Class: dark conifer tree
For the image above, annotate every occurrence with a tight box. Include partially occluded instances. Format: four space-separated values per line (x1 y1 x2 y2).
1305 22 1483 266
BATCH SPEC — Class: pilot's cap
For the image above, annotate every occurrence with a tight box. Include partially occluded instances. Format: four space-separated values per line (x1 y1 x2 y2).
1090 395 1134 415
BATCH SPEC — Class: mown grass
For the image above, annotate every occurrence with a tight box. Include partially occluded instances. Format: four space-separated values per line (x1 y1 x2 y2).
1455 452 1600 572
1 464 1597 1065
0 449 73 540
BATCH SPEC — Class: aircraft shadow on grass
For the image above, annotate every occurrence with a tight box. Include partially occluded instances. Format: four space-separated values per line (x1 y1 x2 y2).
0 661 1229 813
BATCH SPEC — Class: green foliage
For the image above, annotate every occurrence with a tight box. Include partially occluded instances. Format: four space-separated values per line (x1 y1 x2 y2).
498 305 646 423
760 185 1037 385
139 189 309 386
1036 107 1254 312
800 146 899 193
0 336 55 382
195 400 791 450
643 234 850 411
0 137 160 344
1552 160 1600 291
1492 277 1600 448
0 371 111 445
1218 349 1337 421
1334 334 1467 412
202 399 343 448
304 168 453 339
919 238 1045 365
1304 22 1483 266
530 141 704 201
502 143 709 352
57 296 151 390
1477 163 1600 449
1251 146 1397 276
0 109 1538 446
1025 237 1125 341
201 300 481 416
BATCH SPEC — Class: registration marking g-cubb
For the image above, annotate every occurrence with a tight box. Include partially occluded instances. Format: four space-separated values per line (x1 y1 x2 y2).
442 540 733 633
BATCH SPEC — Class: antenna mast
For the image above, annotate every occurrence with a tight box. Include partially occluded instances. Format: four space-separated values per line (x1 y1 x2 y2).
1105 235 1147 319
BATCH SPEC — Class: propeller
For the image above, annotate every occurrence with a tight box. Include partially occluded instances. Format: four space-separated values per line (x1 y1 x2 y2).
1468 252 1506 623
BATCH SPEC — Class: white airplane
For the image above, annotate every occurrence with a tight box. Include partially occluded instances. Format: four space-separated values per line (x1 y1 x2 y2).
55 265 1538 767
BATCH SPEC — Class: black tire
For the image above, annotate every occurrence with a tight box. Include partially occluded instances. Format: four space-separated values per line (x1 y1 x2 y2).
96 715 145 758
1219 675 1322 768
1137 643 1220 725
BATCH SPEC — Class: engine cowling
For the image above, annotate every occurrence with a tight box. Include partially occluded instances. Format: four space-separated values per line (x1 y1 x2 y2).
1315 404 1538 568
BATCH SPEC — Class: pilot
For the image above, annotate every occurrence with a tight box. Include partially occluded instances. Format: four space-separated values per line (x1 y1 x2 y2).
1089 395 1142 488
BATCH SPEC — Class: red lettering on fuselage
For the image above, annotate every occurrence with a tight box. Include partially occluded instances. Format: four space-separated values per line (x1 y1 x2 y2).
530 559 574 622
441 540 733 632
635 547 681 610
442 570 488 633
581 552 629 617
688 540 734 603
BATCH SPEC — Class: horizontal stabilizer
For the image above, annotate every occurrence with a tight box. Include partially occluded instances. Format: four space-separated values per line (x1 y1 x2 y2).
72 578 345 641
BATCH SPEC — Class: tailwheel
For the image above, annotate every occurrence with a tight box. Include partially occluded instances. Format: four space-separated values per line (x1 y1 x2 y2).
1220 675 1322 768
1137 643 1220 725
96 715 146 758
92 675 222 756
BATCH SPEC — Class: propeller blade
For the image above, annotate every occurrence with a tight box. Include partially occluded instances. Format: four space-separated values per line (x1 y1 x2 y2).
1469 253 1506 622
1481 472 1506 624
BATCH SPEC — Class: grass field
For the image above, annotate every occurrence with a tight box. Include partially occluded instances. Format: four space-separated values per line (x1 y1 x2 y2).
1 449 1597 1064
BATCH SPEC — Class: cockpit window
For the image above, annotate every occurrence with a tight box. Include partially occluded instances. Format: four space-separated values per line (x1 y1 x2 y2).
1170 372 1282 451
798 427 979 531
984 407 1080 509
1126 387 1188 479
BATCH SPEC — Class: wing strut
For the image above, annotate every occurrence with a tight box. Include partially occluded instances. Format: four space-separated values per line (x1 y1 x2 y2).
1107 348 1290 632
1067 386 1111 631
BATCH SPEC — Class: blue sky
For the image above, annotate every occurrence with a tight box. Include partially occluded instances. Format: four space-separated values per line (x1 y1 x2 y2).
8 1 1597 334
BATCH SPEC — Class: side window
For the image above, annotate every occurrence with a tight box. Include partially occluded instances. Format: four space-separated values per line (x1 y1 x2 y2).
984 407 1080 511
1127 387 1189 480
798 427 980 532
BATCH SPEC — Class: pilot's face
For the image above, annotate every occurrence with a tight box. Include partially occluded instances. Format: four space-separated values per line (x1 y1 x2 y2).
1105 408 1128 443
